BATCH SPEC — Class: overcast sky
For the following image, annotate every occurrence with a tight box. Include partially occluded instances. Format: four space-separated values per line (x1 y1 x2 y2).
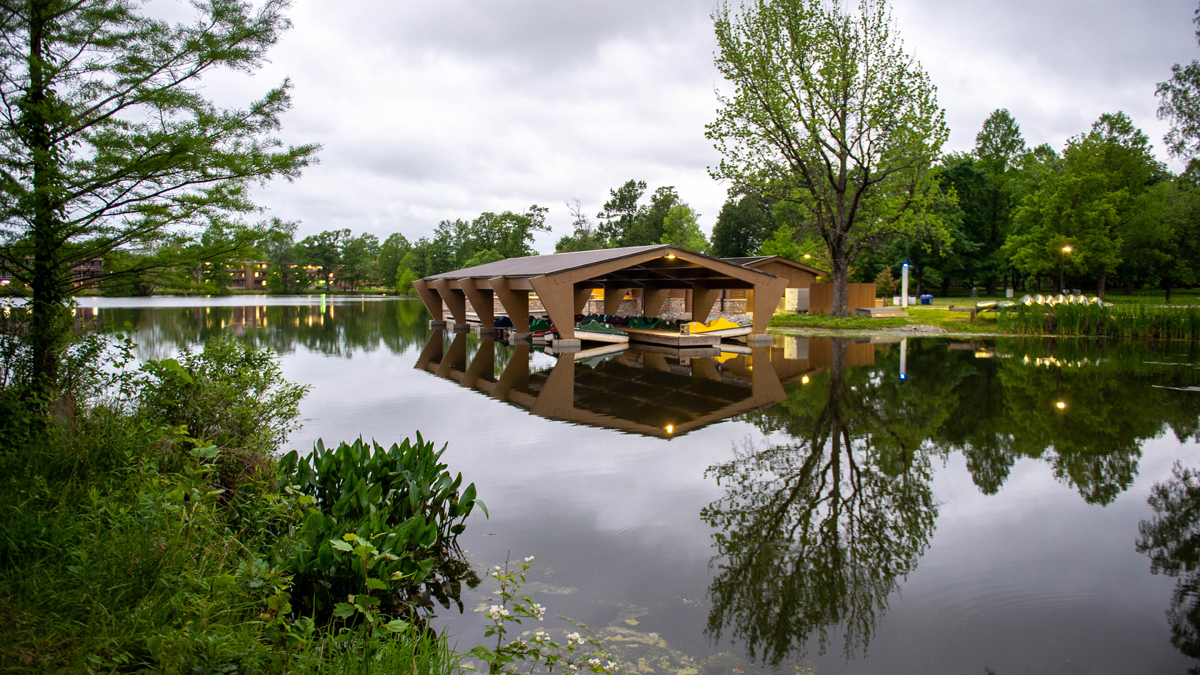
201 0 1200 251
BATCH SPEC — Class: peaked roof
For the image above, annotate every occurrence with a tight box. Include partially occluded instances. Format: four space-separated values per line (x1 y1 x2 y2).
423 245 780 281
724 255 827 277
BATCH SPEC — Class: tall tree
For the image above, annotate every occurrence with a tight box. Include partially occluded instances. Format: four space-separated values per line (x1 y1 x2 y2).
261 221 308 294
1157 3 1200 168
659 204 707 251
555 198 603 253
377 232 411 287
1005 113 1163 297
973 109 1027 294
709 192 777 258
299 229 349 290
338 232 379 290
595 179 646 245
0 0 317 389
708 0 950 316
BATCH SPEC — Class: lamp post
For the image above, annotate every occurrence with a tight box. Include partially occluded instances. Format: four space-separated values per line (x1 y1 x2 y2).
1059 245 1071 294
901 263 910 308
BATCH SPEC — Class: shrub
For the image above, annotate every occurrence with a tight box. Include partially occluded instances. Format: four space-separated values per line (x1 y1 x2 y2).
279 436 486 623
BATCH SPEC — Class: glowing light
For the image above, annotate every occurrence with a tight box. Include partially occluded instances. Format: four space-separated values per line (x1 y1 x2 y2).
665 424 674 434
803 254 812 259
801 376 810 384
1056 401 1066 410
665 253 676 259
1062 246 1072 253
900 374 907 380
903 262 910 268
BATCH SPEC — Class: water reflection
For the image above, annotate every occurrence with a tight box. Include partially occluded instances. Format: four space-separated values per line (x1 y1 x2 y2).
78 298 432 360
705 338 1200 666
1139 464 1200 669
413 332 797 438
703 338 938 664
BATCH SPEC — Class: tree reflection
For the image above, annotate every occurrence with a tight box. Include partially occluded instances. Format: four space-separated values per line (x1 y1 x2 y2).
82 298 433 359
1138 463 1200 671
703 339 939 664
935 340 1200 505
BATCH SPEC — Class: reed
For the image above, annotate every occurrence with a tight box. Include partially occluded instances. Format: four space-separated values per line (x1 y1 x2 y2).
998 303 1200 341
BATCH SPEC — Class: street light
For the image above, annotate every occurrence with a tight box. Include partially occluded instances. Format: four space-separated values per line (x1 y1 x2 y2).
1059 245 1072 294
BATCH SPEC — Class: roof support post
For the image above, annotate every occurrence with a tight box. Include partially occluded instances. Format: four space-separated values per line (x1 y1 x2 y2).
460 278 495 328
412 279 444 322
751 345 786 400
433 279 468 325
489 277 530 333
529 274 577 340
691 283 720 324
751 275 789 334
603 287 628 315
574 286 592 315
643 288 670 317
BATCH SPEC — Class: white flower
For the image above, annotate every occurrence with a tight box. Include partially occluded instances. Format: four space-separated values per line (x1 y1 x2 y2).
524 556 534 563
494 565 502 571
588 658 601 667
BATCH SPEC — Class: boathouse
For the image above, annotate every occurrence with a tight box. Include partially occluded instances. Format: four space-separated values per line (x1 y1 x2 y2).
412 245 789 345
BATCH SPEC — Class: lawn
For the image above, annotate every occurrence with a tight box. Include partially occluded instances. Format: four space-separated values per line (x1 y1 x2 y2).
769 307 1002 333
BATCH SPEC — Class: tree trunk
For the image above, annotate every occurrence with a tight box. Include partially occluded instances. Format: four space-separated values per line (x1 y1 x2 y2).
986 275 996 297
1165 280 1173 305
830 257 851 317
1098 268 1107 301
28 0 67 392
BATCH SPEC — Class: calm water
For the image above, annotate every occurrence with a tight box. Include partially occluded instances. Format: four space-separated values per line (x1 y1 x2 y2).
80 295 1200 674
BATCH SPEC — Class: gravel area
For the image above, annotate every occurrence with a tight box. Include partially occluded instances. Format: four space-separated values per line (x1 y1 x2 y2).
881 324 948 333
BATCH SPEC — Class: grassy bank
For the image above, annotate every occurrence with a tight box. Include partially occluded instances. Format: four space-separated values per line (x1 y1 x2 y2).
770 308 1001 333
0 333 479 673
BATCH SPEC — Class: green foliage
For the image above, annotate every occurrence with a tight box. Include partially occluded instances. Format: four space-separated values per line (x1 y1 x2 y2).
659 204 708 252
463 249 506 269
263 222 312 294
340 234 382 290
0 328 483 673
468 557 617 675
759 224 800 261
874 267 897 297
769 313 907 329
396 268 420 296
0 0 318 388
1005 112 1165 294
379 233 414 287
594 182 682 247
556 199 605 253
1157 6 1200 166
300 229 352 290
709 193 778 257
278 436 486 621
137 337 309 464
708 0 950 315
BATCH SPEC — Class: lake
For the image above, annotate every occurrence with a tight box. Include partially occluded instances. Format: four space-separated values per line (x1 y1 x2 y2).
79 295 1200 674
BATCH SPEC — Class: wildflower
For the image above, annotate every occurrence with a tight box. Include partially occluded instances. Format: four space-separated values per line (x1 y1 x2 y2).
588 658 601 667
567 632 582 644
525 556 535 563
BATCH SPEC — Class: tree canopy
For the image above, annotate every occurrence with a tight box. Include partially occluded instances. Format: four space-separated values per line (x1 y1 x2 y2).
708 0 949 315
0 0 318 386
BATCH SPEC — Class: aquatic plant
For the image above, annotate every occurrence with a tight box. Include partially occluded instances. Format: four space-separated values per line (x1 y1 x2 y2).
999 303 1200 341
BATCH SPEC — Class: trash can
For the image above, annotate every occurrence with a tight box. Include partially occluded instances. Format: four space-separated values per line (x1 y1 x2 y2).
920 294 932 305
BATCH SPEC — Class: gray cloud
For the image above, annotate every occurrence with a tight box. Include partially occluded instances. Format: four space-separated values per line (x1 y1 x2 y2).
223 0 1200 249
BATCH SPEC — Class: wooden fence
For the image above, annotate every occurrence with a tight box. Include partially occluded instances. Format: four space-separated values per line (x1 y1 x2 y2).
808 283 876 315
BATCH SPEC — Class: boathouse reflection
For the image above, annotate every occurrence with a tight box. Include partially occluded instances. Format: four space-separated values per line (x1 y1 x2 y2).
412 332 859 438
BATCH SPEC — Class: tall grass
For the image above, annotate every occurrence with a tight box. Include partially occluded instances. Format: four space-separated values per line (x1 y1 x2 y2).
999 303 1200 341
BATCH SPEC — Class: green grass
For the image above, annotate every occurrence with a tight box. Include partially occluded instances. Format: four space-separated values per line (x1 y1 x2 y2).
770 313 908 329
769 307 1002 333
